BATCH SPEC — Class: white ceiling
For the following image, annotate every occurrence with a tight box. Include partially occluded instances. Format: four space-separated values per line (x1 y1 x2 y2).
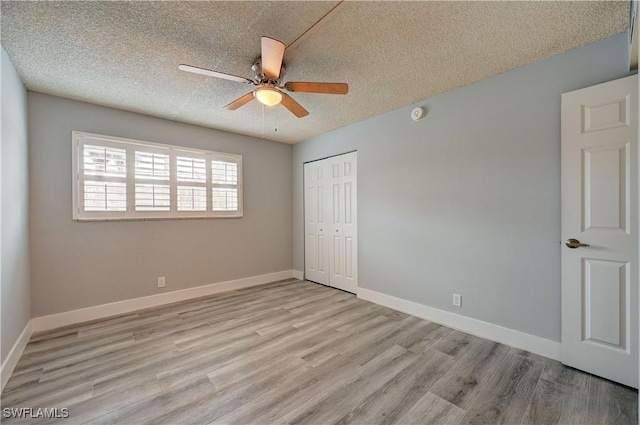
0 1 628 144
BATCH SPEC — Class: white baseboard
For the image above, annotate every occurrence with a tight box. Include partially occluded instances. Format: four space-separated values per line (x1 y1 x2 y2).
1 320 32 392
293 270 304 280
32 270 295 333
357 287 561 361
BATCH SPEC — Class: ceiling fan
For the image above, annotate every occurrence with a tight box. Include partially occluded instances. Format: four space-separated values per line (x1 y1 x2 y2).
179 36 348 118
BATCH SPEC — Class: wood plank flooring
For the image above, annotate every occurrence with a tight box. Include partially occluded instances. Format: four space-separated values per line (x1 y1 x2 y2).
1 279 637 425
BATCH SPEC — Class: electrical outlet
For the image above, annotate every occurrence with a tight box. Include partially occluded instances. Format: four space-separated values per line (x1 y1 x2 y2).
157 277 166 288
453 293 462 307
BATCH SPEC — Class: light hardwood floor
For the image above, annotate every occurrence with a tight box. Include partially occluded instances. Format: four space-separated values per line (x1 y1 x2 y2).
1 279 637 425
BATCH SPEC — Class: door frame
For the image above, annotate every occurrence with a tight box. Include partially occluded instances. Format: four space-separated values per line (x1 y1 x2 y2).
637 63 640 397
302 150 358 290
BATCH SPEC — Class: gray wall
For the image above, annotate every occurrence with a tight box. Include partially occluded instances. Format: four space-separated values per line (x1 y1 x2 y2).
1 47 31 363
29 93 292 317
293 34 634 342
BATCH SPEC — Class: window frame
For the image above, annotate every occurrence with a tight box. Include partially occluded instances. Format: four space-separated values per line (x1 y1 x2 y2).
72 131 243 221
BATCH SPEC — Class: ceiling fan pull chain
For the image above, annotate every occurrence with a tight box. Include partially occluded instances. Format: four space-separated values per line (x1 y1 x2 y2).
261 103 265 139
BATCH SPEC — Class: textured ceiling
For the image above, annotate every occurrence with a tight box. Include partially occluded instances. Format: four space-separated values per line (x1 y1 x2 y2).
0 1 629 144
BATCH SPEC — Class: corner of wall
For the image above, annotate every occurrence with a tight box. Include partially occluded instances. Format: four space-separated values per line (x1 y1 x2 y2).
1 46 32 376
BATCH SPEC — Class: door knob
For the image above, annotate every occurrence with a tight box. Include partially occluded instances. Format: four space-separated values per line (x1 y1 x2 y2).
566 238 590 249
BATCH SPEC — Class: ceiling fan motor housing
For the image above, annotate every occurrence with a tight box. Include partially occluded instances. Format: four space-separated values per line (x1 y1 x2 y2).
252 59 285 85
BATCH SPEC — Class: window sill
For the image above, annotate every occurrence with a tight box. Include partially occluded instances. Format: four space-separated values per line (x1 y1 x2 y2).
73 214 243 222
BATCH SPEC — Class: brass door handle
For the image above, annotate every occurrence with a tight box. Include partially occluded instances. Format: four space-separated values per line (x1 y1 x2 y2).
566 238 590 249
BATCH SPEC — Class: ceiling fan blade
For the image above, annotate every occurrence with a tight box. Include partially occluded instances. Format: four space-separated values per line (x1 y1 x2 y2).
261 36 285 79
284 82 349 95
280 93 309 118
179 64 254 84
224 92 255 110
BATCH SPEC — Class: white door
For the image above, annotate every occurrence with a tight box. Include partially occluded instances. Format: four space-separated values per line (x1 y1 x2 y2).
304 160 330 286
304 152 358 293
328 152 358 293
561 74 638 388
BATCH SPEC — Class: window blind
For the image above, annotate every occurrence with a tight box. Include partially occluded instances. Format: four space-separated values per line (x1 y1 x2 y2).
73 132 242 220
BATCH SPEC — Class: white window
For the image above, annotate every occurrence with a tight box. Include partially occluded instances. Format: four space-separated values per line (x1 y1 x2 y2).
72 132 242 220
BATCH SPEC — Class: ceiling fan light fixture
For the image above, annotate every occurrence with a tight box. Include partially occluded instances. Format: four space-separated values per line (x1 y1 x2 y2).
254 87 283 106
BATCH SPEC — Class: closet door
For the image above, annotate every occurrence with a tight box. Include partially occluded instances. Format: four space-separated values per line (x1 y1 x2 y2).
328 152 358 293
304 152 357 293
304 160 330 285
